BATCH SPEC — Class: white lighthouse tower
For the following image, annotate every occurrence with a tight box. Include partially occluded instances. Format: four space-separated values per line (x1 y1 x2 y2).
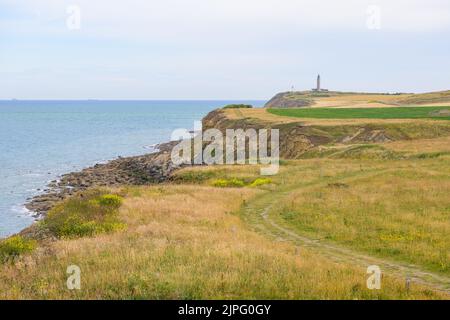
312 74 328 92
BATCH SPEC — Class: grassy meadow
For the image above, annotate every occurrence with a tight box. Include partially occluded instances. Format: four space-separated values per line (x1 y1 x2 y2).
173 138 450 276
0 182 446 299
268 106 450 120
0 133 449 299
1 102 450 300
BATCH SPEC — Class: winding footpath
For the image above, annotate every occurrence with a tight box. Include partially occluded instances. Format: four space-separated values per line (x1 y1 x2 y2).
241 169 450 294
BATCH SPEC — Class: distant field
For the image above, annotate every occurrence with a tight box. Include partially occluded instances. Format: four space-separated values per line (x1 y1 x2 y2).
268 106 450 120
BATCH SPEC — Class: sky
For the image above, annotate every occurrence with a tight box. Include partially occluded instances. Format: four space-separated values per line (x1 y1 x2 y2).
1 0 449 100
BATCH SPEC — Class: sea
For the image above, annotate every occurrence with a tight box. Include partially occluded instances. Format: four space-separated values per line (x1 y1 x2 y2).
0 100 265 237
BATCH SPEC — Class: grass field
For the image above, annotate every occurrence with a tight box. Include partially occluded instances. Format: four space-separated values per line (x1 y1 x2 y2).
268 106 450 120
1 129 449 299
2 183 445 299
268 160 450 275
172 142 450 278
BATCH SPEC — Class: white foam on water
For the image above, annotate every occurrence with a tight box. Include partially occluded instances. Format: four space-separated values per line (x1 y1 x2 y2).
143 144 157 150
11 204 34 217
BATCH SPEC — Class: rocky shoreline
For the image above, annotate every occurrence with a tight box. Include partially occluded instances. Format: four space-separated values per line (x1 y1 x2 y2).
25 140 181 219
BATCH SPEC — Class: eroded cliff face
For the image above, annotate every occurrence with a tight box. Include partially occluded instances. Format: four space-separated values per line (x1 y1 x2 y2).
202 109 332 158
202 109 450 159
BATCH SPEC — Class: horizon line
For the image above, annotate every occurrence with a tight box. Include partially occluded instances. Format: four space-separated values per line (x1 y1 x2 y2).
0 98 269 102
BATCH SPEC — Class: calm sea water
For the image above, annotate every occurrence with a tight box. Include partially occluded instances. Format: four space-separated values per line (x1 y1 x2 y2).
0 100 265 237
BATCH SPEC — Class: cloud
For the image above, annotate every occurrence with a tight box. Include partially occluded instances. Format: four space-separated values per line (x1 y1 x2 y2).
1 0 449 98
3 0 450 42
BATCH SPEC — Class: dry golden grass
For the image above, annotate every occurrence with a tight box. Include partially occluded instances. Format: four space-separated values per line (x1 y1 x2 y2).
224 108 299 124
384 136 450 153
172 151 450 290
0 183 446 299
2 117 450 299
312 94 406 108
272 90 450 109
223 108 450 126
310 93 449 108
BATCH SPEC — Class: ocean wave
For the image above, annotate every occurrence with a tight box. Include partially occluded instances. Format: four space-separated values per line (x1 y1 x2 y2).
143 144 157 150
22 172 45 178
11 204 34 217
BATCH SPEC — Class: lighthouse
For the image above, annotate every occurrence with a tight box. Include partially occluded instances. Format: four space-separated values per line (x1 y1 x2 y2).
312 74 328 92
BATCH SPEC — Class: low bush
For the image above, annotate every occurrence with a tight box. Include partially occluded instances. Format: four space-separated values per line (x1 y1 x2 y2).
222 104 253 109
41 190 125 238
173 170 218 183
212 178 246 188
97 194 123 208
212 177 272 188
249 178 272 187
0 236 36 263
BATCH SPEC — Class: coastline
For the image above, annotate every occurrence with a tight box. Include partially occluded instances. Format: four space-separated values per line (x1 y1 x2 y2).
24 140 180 222
3 106 450 299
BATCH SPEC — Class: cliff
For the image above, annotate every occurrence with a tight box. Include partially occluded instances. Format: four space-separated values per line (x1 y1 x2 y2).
203 108 450 159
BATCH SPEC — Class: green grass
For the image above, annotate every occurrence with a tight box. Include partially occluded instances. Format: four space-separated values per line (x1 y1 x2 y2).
268 106 450 120
172 169 219 183
270 166 450 275
233 157 450 276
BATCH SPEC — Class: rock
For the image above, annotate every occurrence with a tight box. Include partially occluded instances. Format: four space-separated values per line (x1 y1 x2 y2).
25 141 183 219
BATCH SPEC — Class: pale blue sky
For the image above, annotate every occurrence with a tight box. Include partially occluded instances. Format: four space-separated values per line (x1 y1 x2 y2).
1 0 449 99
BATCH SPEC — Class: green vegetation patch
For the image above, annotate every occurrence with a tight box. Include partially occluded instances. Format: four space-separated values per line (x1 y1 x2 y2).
268 106 450 120
212 177 273 188
212 178 246 188
172 169 220 183
411 151 450 159
223 104 253 109
0 236 37 263
41 189 125 238
249 178 272 187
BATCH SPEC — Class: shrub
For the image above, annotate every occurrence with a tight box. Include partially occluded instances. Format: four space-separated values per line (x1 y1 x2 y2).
0 236 36 263
212 178 245 188
41 190 125 238
58 220 125 238
97 194 123 208
222 104 253 109
173 170 217 183
212 177 272 188
249 178 272 187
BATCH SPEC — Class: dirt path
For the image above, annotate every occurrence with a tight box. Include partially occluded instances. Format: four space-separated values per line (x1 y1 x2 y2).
241 170 450 294
261 204 450 293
